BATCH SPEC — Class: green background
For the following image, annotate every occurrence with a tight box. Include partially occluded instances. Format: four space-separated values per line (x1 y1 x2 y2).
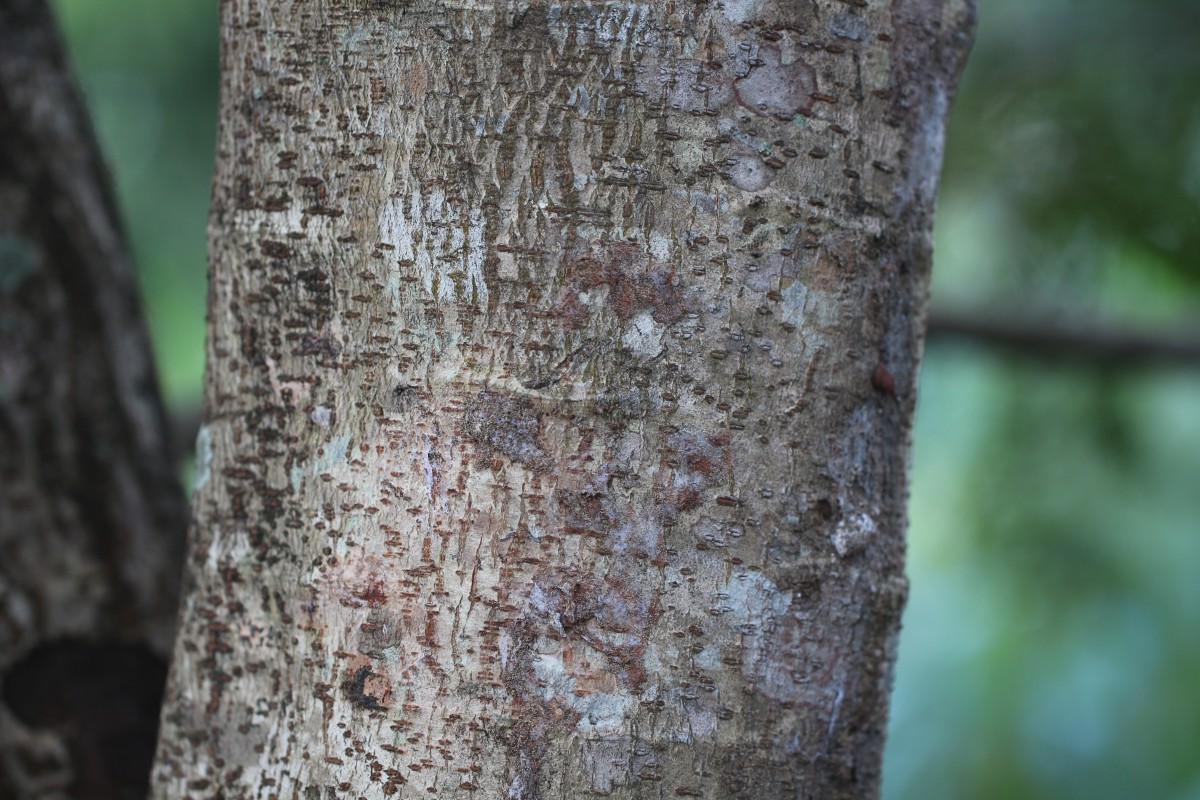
52 0 1200 796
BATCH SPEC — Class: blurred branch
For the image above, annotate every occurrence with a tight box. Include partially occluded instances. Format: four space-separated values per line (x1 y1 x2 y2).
927 310 1200 368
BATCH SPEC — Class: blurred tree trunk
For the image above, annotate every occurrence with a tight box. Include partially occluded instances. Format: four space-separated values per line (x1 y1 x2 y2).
151 0 972 797
0 0 187 797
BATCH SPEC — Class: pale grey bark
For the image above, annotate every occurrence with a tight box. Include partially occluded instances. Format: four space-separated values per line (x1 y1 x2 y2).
151 0 973 797
0 0 187 796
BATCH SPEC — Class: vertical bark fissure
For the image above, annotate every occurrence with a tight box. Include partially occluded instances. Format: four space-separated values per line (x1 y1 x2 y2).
152 0 972 797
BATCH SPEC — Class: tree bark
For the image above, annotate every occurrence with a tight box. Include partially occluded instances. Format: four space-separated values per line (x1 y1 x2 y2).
151 0 973 796
0 0 188 797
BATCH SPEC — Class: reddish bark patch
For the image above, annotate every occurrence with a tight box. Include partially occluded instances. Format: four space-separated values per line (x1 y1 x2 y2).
563 247 690 326
592 574 659 690
871 363 896 396
708 429 731 448
656 428 732 519
674 485 703 512
351 579 389 608
685 451 715 476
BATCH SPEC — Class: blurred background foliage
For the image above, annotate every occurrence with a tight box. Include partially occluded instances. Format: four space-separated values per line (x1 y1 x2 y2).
55 0 217 407
51 0 1199 796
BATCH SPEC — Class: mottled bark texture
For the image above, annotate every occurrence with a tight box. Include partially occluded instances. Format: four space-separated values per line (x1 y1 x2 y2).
152 0 972 797
0 0 187 797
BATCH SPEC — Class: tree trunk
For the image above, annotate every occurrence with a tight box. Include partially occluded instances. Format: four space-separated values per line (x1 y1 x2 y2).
151 0 972 796
0 0 188 797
